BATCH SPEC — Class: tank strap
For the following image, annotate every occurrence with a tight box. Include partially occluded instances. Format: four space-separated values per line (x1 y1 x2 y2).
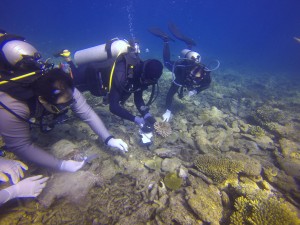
108 51 123 92
105 38 119 59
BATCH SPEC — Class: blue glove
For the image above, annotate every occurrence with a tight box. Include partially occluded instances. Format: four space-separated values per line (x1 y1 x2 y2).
134 116 145 126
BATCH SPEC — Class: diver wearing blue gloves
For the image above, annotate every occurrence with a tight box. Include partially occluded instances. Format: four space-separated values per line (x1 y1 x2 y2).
0 30 128 173
149 23 219 122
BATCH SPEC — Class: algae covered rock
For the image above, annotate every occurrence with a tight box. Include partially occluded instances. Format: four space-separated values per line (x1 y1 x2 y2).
185 185 223 225
159 193 201 225
38 170 103 207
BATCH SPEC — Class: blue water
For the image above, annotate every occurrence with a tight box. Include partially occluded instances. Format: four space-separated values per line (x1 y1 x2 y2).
1 0 300 77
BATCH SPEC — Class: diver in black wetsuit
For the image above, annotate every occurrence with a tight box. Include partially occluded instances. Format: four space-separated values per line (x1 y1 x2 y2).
149 23 217 122
57 41 163 144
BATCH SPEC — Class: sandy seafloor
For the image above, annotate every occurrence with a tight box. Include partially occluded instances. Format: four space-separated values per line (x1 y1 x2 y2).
0 66 300 225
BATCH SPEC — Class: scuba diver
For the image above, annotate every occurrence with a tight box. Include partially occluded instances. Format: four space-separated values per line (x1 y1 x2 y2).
149 23 219 122
0 30 128 173
56 38 163 145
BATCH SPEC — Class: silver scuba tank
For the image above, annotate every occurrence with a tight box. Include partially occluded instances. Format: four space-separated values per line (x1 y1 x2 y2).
2 40 38 66
74 39 130 66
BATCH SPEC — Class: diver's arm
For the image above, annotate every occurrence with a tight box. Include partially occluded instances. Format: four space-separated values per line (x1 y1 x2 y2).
134 89 149 117
165 83 179 111
0 93 62 170
109 87 135 122
71 88 111 140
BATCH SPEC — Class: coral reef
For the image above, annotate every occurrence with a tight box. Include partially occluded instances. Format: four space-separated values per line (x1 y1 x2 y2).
230 194 300 225
194 154 244 183
248 125 266 137
154 121 172 137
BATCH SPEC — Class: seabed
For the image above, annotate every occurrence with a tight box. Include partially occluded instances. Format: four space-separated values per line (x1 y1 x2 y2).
1 68 300 224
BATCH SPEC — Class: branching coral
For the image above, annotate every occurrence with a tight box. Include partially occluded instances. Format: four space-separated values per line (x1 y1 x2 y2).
154 122 172 137
230 194 300 225
194 154 244 183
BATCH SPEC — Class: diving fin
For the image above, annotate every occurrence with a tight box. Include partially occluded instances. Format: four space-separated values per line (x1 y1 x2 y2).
148 27 175 42
168 22 197 48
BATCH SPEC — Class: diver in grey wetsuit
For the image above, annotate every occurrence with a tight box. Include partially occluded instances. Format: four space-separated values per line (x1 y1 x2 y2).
0 31 128 172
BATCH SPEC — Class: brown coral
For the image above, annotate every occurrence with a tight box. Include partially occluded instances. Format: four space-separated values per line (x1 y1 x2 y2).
154 121 172 137
194 154 244 183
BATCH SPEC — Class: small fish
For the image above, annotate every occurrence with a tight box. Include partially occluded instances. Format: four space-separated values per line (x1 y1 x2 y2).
145 48 150 53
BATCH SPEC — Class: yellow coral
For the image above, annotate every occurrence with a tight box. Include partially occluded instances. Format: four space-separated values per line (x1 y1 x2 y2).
231 195 300 225
194 154 244 183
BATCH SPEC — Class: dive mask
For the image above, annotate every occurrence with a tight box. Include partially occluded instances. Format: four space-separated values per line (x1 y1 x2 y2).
49 98 75 114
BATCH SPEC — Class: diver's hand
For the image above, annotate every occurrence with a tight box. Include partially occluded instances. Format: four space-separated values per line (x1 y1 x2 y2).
4 175 49 201
0 158 28 184
134 116 145 127
60 160 85 172
162 110 172 122
107 138 128 153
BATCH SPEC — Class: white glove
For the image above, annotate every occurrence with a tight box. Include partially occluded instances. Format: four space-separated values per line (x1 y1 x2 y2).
188 90 197 97
60 160 85 172
108 138 128 153
0 158 28 184
4 175 48 201
162 109 172 122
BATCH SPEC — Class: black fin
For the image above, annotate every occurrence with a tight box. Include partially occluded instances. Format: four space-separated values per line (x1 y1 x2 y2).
148 27 174 42
168 22 196 48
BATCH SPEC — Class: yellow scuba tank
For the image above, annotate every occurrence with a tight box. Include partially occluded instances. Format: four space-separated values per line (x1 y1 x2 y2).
74 38 130 66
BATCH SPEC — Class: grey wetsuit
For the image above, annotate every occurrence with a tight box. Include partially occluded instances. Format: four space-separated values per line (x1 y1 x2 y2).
0 88 111 170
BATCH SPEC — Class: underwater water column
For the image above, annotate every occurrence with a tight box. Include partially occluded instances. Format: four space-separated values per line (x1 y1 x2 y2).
126 0 136 41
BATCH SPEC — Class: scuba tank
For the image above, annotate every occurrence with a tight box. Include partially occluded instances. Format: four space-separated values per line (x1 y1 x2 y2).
74 38 131 66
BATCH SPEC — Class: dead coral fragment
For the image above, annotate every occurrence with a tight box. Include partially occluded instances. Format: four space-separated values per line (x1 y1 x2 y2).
194 154 244 183
231 195 300 225
154 121 172 137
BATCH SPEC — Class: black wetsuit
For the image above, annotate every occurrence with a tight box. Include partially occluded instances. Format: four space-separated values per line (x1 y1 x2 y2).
70 53 150 123
163 42 211 111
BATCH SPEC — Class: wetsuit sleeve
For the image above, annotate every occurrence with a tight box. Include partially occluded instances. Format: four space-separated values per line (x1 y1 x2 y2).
134 88 149 116
108 62 136 122
165 83 179 111
0 190 10 205
0 92 62 170
71 88 111 141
